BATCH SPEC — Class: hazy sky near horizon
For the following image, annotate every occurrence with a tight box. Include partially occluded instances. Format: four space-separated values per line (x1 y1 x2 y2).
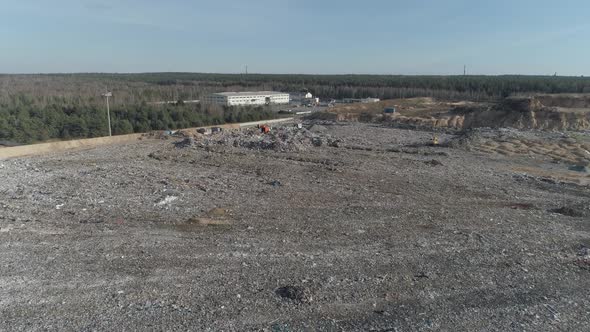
1 0 589 75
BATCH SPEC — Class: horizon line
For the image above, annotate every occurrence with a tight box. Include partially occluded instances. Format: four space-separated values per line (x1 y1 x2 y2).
0 72 587 78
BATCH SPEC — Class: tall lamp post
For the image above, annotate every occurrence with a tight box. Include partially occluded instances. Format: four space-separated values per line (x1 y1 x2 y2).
101 91 113 136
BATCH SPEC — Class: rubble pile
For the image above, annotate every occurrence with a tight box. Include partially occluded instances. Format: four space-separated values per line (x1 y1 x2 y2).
173 137 196 148
174 126 341 152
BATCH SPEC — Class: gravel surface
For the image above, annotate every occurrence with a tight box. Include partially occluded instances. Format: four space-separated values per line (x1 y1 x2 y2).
1 122 589 331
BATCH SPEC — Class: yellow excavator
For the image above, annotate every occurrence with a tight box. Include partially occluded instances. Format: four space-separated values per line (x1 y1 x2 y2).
432 135 439 146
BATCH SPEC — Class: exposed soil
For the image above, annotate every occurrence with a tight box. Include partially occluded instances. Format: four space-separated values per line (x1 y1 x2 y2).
1 122 589 331
327 95 590 131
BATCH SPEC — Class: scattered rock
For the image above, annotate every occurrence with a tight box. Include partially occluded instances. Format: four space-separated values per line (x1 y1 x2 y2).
574 245 590 270
309 124 328 133
550 203 590 218
425 159 443 166
568 165 589 173
328 139 341 148
275 285 311 303
148 152 166 160
311 137 323 147
207 207 229 218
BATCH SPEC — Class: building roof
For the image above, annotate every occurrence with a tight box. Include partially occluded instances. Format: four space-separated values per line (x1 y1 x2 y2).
211 91 289 97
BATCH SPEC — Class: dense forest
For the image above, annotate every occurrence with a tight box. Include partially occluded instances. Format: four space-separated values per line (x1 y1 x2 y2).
1 73 590 144
121 73 590 100
0 99 275 144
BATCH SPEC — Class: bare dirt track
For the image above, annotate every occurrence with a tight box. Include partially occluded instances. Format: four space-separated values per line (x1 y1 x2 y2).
1 122 589 331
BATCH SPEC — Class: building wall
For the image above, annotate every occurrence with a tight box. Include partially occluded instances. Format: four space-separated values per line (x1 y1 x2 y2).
269 94 290 105
203 94 228 105
227 95 265 106
205 93 289 106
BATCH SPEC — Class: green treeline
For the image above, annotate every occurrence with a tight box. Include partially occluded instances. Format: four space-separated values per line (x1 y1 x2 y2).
4 73 590 102
0 99 274 144
111 73 590 100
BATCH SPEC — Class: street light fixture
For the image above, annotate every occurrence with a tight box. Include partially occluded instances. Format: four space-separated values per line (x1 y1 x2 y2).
101 91 113 136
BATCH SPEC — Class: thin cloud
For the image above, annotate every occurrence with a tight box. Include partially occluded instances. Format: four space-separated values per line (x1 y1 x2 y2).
83 2 114 11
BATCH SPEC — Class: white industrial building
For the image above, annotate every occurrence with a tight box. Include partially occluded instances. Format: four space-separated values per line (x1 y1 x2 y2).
203 91 290 106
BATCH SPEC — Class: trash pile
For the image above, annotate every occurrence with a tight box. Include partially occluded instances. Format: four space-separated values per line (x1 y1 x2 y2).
173 125 341 152
173 137 196 148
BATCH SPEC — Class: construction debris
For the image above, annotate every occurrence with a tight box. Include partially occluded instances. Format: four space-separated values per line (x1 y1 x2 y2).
172 126 338 153
173 137 196 148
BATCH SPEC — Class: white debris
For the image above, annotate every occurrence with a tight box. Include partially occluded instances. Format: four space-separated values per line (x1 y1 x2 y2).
55 204 65 210
155 195 178 207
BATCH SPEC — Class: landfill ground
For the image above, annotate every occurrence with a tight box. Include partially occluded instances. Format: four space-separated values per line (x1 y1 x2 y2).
1 122 589 331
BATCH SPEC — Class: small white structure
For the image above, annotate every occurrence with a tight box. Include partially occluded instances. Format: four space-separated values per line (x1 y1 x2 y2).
290 92 316 105
203 91 290 106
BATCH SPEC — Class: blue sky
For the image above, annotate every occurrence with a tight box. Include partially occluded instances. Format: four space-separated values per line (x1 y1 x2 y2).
1 0 589 75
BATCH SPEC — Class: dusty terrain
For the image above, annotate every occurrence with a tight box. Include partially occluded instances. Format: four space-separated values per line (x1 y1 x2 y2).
1 122 589 331
327 95 590 131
